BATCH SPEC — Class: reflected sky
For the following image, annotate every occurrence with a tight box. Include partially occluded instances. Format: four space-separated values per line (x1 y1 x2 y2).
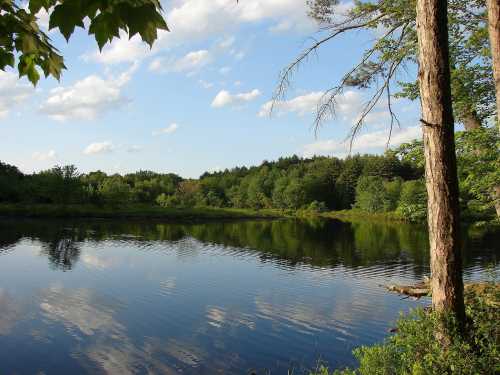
0 218 498 374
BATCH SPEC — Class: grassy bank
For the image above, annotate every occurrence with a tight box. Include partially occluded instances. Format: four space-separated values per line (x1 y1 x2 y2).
0 204 288 221
1 204 497 229
316 209 404 222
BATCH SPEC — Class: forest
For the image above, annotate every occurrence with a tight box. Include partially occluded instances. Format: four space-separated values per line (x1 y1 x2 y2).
1 127 498 222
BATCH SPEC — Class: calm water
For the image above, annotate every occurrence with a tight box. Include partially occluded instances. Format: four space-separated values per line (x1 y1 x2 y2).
0 218 498 375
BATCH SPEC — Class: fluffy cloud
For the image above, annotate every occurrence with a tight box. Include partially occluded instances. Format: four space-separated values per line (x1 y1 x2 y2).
82 33 150 65
259 90 390 126
152 123 180 135
86 0 315 65
0 71 34 118
161 0 314 45
149 50 211 74
259 91 324 117
40 65 136 121
84 142 115 155
211 89 261 108
303 126 422 157
32 150 57 161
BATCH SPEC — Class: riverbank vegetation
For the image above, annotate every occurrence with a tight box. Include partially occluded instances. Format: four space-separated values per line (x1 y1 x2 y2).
311 282 499 375
0 128 498 222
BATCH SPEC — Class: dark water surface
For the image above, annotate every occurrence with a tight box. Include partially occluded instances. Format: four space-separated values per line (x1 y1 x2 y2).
0 218 498 374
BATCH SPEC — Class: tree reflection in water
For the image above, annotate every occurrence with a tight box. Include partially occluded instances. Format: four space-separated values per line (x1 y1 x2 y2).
0 218 497 276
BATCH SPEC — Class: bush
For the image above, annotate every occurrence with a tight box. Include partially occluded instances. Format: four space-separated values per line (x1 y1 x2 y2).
310 283 499 375
98 177 131 206
396 180 427 222
307 200 328 213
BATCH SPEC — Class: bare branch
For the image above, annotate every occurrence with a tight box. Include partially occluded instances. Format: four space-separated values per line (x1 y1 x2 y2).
271 13 386 114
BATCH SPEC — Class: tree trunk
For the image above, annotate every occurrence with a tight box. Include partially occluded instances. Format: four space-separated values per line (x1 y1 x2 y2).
487 0 500 216
488 0 500 131
416 0 465 328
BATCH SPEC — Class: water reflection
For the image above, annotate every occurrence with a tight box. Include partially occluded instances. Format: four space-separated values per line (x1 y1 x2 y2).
0 218 497 275
0 289 20 335
0 218 498 374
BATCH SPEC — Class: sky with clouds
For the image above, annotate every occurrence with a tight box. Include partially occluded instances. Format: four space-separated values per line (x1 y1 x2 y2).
1 0 425 178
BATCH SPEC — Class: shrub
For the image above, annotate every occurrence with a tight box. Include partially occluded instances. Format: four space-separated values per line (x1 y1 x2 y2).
310 283 499 375
307 200 328 213
396 180 427 222
355 176 386 213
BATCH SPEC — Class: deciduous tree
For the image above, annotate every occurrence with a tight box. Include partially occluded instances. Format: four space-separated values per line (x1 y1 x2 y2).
0 0 168 84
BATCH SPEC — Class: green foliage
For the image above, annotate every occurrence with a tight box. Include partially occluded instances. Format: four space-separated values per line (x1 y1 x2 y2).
0 131 494 220
396 179 427 222
29 165 84 204
311 283 500 375
456 128 500 215
355 176 387 213
0 0 168 84
306 200 328 213
354 175 403 213
305 0 495 128
98 176 131 206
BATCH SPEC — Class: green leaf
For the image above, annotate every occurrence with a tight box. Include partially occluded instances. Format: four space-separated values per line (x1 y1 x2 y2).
49 1 85 40
21 34 38 54
42 52 65 80
88 12 122 51
120 4 168 47
28 0 50 14
27 64 40 85
0 50 15 69
18 54 40 85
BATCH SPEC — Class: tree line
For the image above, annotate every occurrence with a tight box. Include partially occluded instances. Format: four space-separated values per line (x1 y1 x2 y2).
1 127 497 221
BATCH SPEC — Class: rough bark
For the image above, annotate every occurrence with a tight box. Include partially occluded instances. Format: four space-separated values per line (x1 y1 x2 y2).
416 0 465 327
488 0 500 130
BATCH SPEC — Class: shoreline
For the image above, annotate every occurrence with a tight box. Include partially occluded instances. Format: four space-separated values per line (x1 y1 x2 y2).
0 204 287 221
0 204 496 228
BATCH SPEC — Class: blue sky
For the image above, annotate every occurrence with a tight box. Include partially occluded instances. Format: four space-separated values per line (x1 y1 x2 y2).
0 0 423 178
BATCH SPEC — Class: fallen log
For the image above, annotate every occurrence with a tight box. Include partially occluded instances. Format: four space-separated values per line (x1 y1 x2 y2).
384 279 500 305
385 284 429 298
383 277 430 299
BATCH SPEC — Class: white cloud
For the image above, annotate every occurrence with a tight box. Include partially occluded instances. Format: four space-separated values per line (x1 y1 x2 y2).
32 150 57 161
149 50 211 74
35 7 51 30
85 0 314 65
84 142 115 155
211 89 260 108
153 123 180 135
126 145 143 153
82 33 150 65
160 0 313 45
258 90 388 125
259 91 324 117
303 126 422 157
0 71 33 118
40 65 136 121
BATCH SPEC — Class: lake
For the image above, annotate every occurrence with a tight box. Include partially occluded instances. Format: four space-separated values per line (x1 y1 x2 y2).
0 218 498 374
